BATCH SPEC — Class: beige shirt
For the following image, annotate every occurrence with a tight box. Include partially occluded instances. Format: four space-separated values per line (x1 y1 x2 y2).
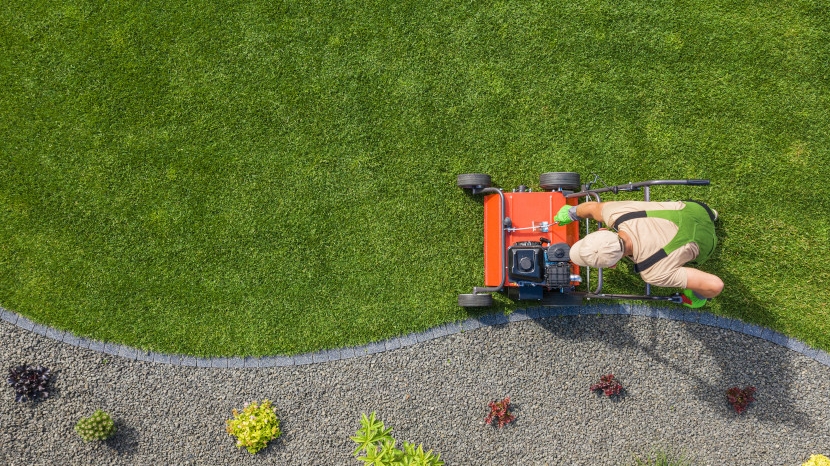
601 201 699 288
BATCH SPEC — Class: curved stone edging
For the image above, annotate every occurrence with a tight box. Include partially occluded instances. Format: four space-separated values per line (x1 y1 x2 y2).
2 304 829 369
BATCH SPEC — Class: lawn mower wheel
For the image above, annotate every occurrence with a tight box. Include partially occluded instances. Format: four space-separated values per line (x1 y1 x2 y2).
457 293 494 308
457 173 492 189
540 172 581 192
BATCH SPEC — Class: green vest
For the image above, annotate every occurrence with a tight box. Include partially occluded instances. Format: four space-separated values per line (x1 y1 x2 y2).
613 201 717 273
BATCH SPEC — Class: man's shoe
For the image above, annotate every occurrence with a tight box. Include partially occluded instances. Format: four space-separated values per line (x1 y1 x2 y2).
681 289 708 308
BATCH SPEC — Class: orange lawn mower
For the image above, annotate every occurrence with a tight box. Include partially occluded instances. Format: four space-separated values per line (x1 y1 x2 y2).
456 172 711 308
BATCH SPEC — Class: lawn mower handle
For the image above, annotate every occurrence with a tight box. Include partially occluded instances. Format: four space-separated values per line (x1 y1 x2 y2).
577 292 685 304
566 179 710 198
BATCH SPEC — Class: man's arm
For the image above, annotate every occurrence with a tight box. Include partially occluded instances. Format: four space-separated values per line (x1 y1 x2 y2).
574 202 606 222
684 268 724 298
554 201 608 225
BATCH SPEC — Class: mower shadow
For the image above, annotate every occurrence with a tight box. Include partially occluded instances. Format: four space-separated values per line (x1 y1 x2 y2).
529 268 815 429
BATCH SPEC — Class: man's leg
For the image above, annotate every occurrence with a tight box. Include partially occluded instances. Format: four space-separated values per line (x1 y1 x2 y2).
685 268 724 298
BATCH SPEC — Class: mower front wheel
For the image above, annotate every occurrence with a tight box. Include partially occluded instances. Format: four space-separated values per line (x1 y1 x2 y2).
457 173 492 189
540 172 581 192
458 293 494 307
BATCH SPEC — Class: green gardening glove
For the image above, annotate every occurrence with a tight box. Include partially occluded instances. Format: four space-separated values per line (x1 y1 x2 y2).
681 289 708 309
554 205 579 225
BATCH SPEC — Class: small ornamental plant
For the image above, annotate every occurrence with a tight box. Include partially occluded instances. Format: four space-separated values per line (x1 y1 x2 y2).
591 374 623 397
726 386 756 414
632 446 694 466
351 412 444 466
7 364 51 402
803 454 830 466
484 396 516 428
74 409 116 442
226 399 281 454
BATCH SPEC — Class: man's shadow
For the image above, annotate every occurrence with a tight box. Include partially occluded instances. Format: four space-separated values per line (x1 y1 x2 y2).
457 192 817 428
529 220 815 429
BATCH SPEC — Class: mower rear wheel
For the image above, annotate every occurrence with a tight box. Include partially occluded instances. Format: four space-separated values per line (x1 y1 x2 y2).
458 293 494 307
457 173 492 189
540 172 581 192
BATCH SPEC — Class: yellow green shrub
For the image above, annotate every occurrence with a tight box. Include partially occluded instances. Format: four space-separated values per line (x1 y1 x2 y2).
225 399 281 454
803 455 830 466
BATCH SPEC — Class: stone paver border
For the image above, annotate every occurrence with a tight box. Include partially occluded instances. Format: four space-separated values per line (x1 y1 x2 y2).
3 304 829 368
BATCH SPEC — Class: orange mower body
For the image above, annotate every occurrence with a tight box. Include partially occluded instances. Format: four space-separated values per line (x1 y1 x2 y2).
483 191 580 287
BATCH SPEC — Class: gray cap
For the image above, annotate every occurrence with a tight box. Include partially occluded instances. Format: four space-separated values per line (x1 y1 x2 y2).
569 230 624 268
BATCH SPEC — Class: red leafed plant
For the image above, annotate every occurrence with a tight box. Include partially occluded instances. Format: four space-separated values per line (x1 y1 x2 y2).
726 386 756 414
485 396 516 428
590 374 623 397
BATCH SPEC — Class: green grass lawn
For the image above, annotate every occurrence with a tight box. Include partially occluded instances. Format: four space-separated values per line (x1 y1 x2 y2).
1 0 828 356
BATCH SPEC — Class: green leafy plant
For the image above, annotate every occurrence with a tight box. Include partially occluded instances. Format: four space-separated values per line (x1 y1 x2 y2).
484 396 516 428
350 412 444 466
225 399 281 454
630 446 694 465
74 409 116 442
7 364 51 402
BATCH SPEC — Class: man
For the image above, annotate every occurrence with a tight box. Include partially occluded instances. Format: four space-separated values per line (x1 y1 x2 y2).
554 200 723 308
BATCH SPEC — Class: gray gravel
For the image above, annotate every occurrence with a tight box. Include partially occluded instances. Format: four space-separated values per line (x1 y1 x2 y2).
1 314 829 466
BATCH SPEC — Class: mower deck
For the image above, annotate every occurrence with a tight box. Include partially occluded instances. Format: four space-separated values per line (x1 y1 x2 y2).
483 191 579 287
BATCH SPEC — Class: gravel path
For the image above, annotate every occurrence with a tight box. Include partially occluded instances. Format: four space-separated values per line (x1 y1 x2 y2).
2 313 829 465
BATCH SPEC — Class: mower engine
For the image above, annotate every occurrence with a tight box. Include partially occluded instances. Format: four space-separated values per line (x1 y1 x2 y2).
507 241 578 300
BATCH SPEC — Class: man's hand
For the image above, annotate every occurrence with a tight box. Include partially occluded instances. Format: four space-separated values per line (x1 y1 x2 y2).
554 205 579 225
